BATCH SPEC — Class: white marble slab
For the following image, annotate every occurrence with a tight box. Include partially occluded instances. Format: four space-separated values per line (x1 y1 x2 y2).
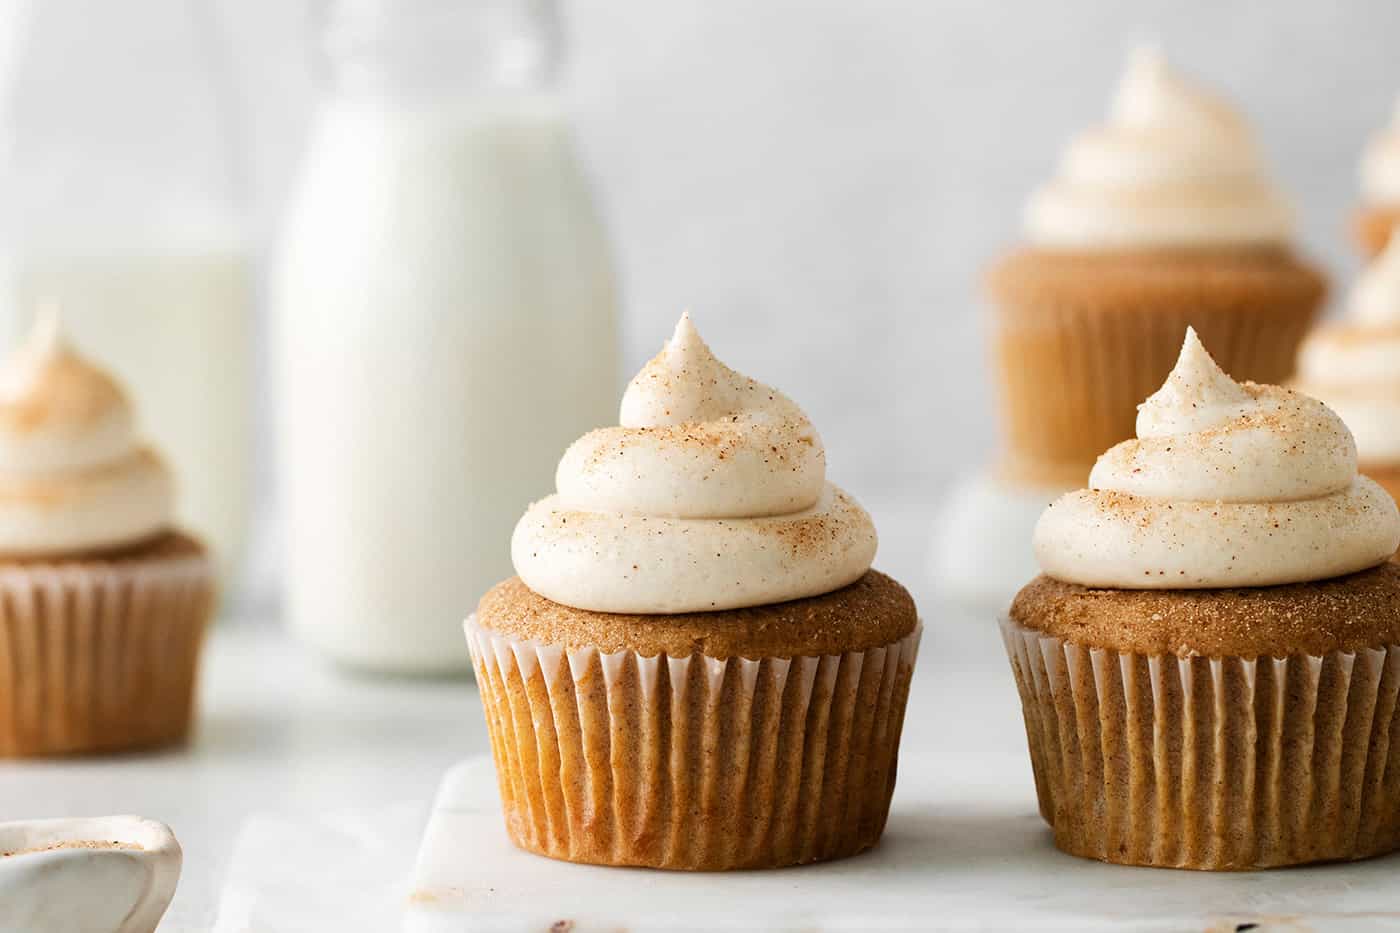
406 755 1400 932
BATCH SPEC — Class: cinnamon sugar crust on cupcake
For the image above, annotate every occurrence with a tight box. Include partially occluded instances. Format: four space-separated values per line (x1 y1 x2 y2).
1011 563 1400 659
478 570 916 659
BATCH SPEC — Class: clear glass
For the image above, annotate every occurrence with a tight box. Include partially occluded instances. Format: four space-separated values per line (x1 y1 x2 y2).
274 0 620 673
0 0 253 589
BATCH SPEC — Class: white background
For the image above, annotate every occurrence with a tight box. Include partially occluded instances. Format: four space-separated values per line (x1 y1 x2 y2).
208 0 1400 600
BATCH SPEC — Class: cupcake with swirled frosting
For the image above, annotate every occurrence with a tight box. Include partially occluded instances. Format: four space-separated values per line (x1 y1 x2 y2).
1355 94 1400 260
1297 232 1400 506
988 46 1325 486
1003 328 1400 870
0 310 214 756
467 313 920 870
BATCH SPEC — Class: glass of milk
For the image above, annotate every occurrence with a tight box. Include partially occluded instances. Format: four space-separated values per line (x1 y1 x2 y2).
273 0 620 673
0 0 253 590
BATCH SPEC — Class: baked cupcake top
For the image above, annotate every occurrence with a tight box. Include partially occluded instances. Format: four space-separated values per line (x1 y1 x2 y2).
0 310 173 556
1024 46 1292 250
512 313 878 613
1296 233 1400 464
1361 94 1400 207
1035 328 1400 588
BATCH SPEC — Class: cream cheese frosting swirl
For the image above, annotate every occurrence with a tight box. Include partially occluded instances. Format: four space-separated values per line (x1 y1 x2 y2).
0 310 174 556
1361 94 1400 205
1035 328 1400 588
1025 46 1292 249
512 313 878 613
1296 233 1400 463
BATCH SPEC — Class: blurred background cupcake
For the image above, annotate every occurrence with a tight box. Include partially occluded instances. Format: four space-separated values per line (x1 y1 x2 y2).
991 45 1324 479
1297 231 1400 506
933 45 1327 613
0 311 215 757
1355 94 1400 261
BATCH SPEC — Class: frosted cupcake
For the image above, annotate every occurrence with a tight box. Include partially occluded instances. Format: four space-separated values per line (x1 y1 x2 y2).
1003 328 1400 869
0 312 215 756
1355 94 1400 260
989 47 1325 483
467 314 920 870
1297 233 1400 504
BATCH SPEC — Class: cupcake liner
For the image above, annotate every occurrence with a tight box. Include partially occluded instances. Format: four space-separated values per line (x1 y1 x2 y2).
465 616 921 871
1001 617 1400 869
988 250 1323 472
0 553 213 757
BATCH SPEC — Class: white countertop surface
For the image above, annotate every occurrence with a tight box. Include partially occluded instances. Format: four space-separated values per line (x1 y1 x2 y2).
0 621 488 931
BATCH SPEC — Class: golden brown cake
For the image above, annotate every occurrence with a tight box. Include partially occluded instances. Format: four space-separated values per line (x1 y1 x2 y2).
466 315 921 870
991 247 1324 473
1000 329 1400 870
0 313 215 757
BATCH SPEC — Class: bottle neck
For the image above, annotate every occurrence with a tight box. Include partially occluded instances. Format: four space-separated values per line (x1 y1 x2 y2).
323 0 561 100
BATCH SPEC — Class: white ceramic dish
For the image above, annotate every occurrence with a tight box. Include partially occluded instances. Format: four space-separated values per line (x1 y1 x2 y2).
0 816 181 933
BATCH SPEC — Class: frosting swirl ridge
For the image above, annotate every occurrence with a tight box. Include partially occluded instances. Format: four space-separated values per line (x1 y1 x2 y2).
513 313 877 613
0 310 174 556
1025 46 1292 248
1035 328 1400 588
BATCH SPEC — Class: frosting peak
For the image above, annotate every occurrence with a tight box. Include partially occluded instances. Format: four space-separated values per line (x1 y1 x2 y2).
1135 327 1250 437
1111 47 1239 136
514 314 877 613
0 310 173 555
1036 330 1399 589
1024 45 1292 249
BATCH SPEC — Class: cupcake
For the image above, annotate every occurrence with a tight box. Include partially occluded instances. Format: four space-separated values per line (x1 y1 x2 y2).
0 312 215 757
1297 233 1400 504
467 314 920 871
1355 94 1400 261
989 46 1325 483
1002 327 1400 869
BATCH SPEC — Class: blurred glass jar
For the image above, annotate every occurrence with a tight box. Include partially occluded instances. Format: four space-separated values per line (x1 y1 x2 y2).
273 0 620 673
0 0 253 590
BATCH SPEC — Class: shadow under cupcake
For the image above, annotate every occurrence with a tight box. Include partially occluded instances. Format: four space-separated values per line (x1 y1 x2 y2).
466 314 921 871
1002 328 1400 870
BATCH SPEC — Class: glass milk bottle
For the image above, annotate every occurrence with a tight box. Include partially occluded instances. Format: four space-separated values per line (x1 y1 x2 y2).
274 0 620 673
0 0 253 589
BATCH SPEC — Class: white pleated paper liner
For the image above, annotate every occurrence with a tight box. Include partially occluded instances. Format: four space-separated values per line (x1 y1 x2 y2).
466 615 921 870
0 553 213 756
1000 616 1400 869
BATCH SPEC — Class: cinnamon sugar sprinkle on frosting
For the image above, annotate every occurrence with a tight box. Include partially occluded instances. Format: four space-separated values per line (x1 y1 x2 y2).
1035 328 1400 589
512 313 877 613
